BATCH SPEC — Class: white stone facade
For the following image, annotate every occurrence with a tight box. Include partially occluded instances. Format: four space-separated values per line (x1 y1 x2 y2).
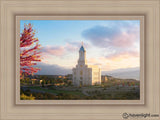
72 44 101 86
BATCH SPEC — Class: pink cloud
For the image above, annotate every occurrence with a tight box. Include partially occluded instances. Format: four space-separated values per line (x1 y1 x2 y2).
88 58 98 64
65 43 78 52
87 50 139 71
66 41 91 50
98 51 139 71
106 50 139 60
82 23 140 48
42 42 81 57
112 31 138 48
42 46 65 56
40 52 54 63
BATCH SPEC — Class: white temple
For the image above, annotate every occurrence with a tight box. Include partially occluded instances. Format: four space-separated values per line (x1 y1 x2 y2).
72 42 101 86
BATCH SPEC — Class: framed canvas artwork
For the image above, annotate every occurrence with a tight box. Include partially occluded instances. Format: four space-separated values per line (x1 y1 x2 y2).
16 16 144 104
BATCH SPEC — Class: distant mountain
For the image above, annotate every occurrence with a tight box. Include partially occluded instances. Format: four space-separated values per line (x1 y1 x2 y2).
35 63 72 75
35 63 140 80
102 67 140 80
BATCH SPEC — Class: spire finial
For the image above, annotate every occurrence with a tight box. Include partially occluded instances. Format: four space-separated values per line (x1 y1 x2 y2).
81 41 83 46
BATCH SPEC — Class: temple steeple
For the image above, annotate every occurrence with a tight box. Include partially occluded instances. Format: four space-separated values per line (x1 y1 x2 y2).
78 42 87 65
72 42 101 86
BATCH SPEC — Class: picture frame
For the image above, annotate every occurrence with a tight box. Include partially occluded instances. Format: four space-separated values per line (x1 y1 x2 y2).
0 0 159 119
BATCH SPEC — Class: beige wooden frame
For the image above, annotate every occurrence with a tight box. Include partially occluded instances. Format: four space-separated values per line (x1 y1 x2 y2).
0 0 160 120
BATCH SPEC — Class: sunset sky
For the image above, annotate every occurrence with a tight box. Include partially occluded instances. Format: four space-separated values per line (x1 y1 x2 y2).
20 20 140 75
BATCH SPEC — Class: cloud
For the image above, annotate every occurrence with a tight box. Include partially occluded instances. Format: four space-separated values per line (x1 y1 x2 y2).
82 21 140 48
66 40 91 49
38 21 140 73
65 43 79 52
42 40 92 57
88 58 98 64
105 50 139 60
82 21 140 63
35 62 72 75
111 31 138 47
42 43 79 57
42 45 65 56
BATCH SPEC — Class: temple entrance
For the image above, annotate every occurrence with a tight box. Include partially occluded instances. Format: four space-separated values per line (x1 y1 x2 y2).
80 81 83 86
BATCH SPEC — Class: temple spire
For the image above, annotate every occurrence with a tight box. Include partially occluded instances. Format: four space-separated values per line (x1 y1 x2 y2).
78 41 86 64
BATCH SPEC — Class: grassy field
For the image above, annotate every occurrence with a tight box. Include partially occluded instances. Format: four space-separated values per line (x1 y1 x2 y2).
27 86 85 97
20 75 140 100
21 84 140 100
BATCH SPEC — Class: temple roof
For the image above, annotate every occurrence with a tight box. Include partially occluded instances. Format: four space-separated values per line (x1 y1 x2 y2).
79 45 86 52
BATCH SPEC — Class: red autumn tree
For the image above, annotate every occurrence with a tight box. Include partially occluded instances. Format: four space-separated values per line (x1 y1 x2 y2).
20 23 41 78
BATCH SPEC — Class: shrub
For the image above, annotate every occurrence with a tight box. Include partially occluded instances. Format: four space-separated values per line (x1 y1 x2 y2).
20 93 35 100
